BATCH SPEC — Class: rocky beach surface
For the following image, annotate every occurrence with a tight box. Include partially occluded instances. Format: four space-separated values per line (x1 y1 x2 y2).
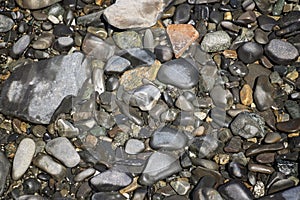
0 0 300 199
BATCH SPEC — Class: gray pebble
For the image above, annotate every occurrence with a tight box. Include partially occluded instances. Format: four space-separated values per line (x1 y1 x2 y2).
0 14 15 32
201 31 231 52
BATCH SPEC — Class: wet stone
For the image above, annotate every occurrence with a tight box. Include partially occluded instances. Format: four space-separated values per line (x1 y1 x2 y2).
0 152 10 196
254 75 275 111
230 112 265 139
11 35 31 57
139 152 182 186
189 135 220 159
265 39 299 65
131 84 161 111
103 0 173 29
175 95 194 111
92 192 126 200
0 52 89 124
256 153 275 164
210 85 233 109
193 188 223 200
74 168 96 182
276 118 300 133
245 143 285 156
157 58 199 89
154 45 173 62
12 138 36 180
244 64 272 88
284 100 300 119
23 178 41 194
229 61 248 78
237 42 263 64
218 180 254 200
119 48 155 67
255 29 269 45
224 136 242 153
173 3 191 24
45 137 80 168
32 33 55 50
113 31 143 50
90 170 132 191
56 119 79 138
264 132 281 143
150 126 188 150
201 31 231 52
248 163 275 174
0 14 15 32
170 179 190 195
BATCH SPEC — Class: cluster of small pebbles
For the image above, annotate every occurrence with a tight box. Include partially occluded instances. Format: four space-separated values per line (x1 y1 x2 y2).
0 0 300 199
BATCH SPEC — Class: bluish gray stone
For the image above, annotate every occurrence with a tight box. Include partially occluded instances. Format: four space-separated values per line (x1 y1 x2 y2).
0 52 90 124
0 14 15 32
150 126 188 150
157 58 199 89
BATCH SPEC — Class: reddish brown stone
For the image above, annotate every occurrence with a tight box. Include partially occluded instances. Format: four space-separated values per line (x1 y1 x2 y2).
167 24 199 58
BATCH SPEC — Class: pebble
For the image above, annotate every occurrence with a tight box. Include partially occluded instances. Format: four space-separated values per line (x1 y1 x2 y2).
256 152 275 163
103 0 172 29
237 42 263 64
113 31 142 50
139 152 182 186
257 15 277 31
33 153 66 180
253 75 275 111
230 112 265 139
255 29 269 45
90 170 132 191
175 95 194 111
92 192 126 200
229 61 249 77
173 3 191 24
245 143 285 156
224 136 242 153
56 119 79 138
264 132 282 143
120 48 155 67
189 135 220 158
210 85 233 109
167 24 199 58
240 84 253 106
276 118 300 133
11 35 31 57
265 39 299 65
170 178 190 195
12 138 36 180
248 163 275 174
125 139 145 155
201 31 231 52
0 15 15 32
218 180 254 200
157 58 199 89
154 45 173 62
32 33 55 50
150 126 188 150
15 0 61 9
193 188 223 200
45 137 80 168
23 178 41 194
0 52 89 124
0 152 10 196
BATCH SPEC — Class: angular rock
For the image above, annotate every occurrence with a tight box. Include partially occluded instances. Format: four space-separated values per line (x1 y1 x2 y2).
157 58 199 89
265 39 299 65
189 135 220 158
131 84 161 111
15 0 62 9
90 170 132 191
33 153 66 180
0 15 14 32
0 52 90 124
103 0 173 29
105 56 131 74
230 112 265 139
150 126 188 150
45 137 80 168
0 152 10 196
139 152 182 186
253 75 275 111
119 48 155 67
12 138 36 180
201 31 231 52
167 24 199 58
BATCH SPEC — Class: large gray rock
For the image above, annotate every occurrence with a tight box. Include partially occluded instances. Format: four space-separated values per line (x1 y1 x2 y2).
0 14 14 32
15 0 62 9
0 152 10 196
104 0 173 29
139 152 182 186
0 52 90 124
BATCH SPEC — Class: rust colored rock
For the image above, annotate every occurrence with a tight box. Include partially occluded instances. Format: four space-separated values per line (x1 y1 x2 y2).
167 24 199 58
240 84 253 106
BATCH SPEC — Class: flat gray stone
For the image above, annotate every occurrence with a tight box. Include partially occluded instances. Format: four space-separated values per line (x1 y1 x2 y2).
0 52 90 124
0 14 14 32
201 31 231 52
15 0 62 9
45 137 80 168
90 170 132 191
157 58 199 89
33 153 66 180
12 138 36 180
0 152 10 196
104 0 173 29
139 152 182 186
